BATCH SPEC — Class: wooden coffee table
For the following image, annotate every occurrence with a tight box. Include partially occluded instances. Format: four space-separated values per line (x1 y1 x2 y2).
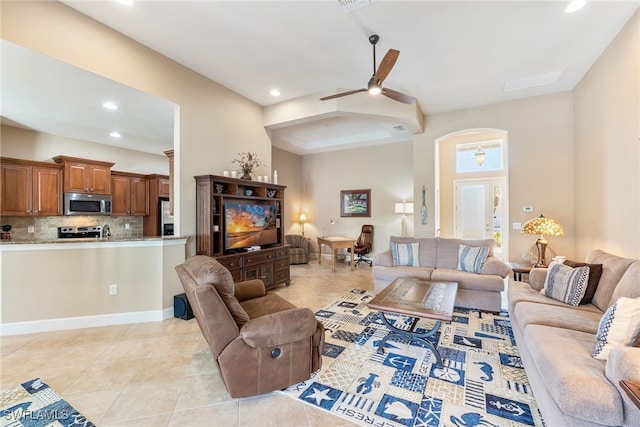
367 277 458 367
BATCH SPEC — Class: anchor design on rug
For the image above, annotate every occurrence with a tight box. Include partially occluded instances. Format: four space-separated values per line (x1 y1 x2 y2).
474 361 494 381
489 399 526 416
450 412 499 427
356 373 380 394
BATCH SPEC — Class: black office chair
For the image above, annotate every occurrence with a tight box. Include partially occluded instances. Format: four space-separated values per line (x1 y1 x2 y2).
348 225 374 267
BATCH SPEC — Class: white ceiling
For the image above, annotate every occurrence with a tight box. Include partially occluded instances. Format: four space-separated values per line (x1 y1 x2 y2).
3 1 639 155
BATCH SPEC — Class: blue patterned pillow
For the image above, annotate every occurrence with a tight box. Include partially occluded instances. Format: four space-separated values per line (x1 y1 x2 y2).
391 242 420 266
593 297 640 360
541 262 589 306
457 245 489 273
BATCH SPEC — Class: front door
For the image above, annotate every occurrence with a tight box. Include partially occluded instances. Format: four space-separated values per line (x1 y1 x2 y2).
454 178 506 258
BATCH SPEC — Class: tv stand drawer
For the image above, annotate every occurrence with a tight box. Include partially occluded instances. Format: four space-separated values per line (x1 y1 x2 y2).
215 246 290 290
244 252 274 266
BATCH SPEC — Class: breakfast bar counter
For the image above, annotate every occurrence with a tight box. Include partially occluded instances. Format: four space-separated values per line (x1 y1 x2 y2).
1 237 188 336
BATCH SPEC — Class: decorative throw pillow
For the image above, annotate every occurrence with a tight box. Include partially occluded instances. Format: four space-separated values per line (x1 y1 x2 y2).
563 260 603 304
391 242 420 267
457 245 489 274
540 261 589 306
593 297 640 360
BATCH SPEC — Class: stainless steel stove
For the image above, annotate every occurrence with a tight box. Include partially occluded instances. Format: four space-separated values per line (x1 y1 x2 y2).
57 225 102 239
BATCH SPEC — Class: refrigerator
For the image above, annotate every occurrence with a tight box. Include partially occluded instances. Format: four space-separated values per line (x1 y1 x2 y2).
159 198 174 236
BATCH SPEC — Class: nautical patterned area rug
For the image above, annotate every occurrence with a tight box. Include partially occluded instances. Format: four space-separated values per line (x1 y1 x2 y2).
0 378 94 427
282 289 544 427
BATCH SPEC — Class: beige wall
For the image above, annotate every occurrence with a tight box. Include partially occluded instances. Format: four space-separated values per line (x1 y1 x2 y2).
1 1 271 255
298 141 414 255
1 125 169 175
414 92 575 261
574 10 640 260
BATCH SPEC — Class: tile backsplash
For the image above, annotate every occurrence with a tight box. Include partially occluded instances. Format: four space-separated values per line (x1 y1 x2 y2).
1 215 143 241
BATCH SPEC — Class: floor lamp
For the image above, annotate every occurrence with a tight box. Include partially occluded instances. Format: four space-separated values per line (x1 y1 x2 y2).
521 214 564 267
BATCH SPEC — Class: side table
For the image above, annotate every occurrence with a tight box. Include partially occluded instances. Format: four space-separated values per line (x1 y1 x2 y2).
620 380 640 409
509 262 532 282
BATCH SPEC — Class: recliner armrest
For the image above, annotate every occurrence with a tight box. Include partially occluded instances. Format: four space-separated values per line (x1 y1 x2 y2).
234 279 267 302
481 257 511 278
240 307 317 348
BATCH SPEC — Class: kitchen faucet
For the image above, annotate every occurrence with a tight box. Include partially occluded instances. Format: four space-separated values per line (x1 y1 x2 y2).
100 224 111 240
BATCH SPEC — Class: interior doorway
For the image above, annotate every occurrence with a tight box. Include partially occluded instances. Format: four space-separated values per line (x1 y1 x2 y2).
435 128 509 261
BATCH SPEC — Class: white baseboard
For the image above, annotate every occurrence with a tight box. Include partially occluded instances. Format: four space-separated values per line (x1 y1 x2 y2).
0 309 172 336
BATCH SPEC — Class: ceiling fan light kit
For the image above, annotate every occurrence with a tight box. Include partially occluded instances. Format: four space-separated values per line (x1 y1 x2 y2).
320 34 415 105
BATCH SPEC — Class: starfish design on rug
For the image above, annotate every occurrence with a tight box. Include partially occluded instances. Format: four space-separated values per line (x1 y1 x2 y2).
306 386 333 405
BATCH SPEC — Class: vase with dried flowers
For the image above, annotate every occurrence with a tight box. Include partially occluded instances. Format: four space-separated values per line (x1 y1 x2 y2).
232 152 264 180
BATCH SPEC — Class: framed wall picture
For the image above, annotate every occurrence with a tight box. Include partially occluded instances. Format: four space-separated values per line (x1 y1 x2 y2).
340 189 371 217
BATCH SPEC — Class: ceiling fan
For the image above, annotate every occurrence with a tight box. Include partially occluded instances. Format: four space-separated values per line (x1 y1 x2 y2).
320 34 415 105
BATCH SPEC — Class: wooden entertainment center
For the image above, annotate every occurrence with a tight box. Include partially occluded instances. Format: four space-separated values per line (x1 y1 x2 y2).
194 174 290 289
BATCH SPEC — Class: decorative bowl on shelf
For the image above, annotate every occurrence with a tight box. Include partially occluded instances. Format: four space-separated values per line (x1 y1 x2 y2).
267 190 276 198
245 189 253 196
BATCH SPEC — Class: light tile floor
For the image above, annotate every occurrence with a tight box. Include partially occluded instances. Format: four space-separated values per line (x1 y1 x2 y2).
1 259 373 426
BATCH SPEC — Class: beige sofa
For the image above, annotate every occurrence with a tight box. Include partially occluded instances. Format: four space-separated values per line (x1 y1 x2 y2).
508 249 640 426
372 236 511 312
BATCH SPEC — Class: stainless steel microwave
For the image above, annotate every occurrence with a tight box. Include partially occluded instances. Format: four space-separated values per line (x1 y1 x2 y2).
64 192 112 216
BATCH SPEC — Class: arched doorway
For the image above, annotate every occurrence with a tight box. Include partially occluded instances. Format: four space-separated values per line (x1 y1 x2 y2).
434 129 509 260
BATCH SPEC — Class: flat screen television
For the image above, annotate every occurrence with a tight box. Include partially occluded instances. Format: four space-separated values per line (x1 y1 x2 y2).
224 199 278 251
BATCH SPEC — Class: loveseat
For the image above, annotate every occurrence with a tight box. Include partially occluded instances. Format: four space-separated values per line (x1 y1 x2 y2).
175 255 324 398
372 236 511 312
508 249 640 426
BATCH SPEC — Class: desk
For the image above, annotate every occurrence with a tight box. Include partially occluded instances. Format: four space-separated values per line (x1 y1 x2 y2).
317 236 355 272
367 277 458 367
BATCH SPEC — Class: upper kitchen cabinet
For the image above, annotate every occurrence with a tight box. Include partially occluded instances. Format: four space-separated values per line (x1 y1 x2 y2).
111 171 149 216
0 157 63 216
53 155 114 194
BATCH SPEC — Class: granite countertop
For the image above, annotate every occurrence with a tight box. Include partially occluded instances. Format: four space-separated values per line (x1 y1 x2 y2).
0 236 187 245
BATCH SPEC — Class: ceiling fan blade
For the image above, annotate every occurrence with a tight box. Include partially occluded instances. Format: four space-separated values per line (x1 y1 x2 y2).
320 88 367 101
374 49 399 83
382 87 415 104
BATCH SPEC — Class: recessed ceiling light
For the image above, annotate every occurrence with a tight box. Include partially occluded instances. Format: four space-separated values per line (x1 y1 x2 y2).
109 131 122 138
102 101 118 110
270 89 281 97
565 0 586 13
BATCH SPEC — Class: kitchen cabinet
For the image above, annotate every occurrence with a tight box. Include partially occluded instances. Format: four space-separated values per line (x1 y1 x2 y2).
0 158 62 216
164 149 174 214
53 155 114 194
143 174 170 236
111 171 149 216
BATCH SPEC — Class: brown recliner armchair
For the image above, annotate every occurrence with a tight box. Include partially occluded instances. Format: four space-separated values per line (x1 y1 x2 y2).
285 234 310 264
175 255 324 398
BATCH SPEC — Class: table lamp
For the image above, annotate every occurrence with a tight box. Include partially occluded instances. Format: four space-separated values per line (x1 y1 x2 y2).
521 214 564 268
299 213 306 236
